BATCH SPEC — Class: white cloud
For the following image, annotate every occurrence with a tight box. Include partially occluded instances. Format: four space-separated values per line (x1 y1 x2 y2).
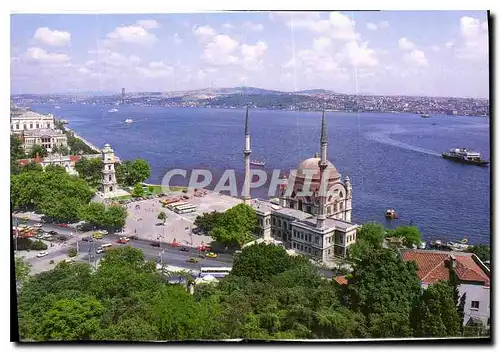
312 37 332 53
136 63 173 78
398 37 416 51
328 12 359 41
241 41 268 69
106 25 157 45
445 41 454 48
202 34 240 66
404 49 428 66
242 22 264 31
193 25 216 40
136 19 161 29
25 47 70 65
340 40 378 67
222 23 234 29
366 22 378 31
33 27 71 47
455 16 488 61
78 67 90 75
430 45 441 52
379 21 390 29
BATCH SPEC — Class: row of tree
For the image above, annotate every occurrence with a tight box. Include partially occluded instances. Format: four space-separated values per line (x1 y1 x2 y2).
194 204 257 249
16 241 470 341
11 168 126 227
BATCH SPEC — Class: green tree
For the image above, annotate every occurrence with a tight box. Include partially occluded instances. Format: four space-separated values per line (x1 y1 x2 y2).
157 211 167 223
194 211 224 232
11 159 22 175
231 243 298 281
21 162 43 173
51 145 59 154
466 244 490 263
413 281 462 337
15 257 31 287
131 159 151 184
11 134 25 160
68 248 77 257
78 202 106 226
35 296 104 340
102 205 127 229
30 240 48 251
44 164 67 174
393 226 422 247
345 248 421 336
75 157 103 187
357 223 385 247
28 144 48 159
132 183 144 197
115 159 151 187
59 145 70 156
209 204 257 249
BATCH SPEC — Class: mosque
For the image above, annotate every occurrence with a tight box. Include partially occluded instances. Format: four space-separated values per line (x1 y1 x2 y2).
243 108 359 262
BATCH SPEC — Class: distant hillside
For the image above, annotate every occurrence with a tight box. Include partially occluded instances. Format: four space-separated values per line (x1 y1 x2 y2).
294 89 340 95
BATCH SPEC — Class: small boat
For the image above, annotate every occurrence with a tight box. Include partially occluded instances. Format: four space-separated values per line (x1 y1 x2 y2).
430 239 442 248
460 237 468 244
385 209 398 219
54 106 60 109
418 241 426 250
125 119 133 124
421 114 430 118
108 108 119 113
250 160 266 167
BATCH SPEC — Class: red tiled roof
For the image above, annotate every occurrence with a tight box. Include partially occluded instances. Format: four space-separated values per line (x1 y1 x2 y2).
18 158 37 166
455 256 490 287
402 251 450 285
334 275 348 285
69 155 81 162
402 250 489 286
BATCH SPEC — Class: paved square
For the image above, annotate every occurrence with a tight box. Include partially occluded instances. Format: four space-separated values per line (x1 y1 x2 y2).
124 191 242 247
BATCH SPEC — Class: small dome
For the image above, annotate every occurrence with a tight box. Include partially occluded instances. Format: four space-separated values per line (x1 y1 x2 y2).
296 157 339 180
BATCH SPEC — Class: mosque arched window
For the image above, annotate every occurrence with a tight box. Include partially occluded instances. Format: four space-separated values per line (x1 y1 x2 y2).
339 191 343 198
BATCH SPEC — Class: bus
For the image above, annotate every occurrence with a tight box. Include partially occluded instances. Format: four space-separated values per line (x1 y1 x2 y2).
167 201 188 210
101 243 113 251
174 204 197 214
199 267 232 279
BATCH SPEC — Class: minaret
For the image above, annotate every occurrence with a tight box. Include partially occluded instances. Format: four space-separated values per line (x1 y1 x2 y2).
344 175 352 222
101 143 118 196
317 110 328 229
242 107 251 205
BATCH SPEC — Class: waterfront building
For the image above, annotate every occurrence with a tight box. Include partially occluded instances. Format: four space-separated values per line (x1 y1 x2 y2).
18 154 81 175
10 108 55 131
401 249 491 327
21 128 68 154
246 109 359 262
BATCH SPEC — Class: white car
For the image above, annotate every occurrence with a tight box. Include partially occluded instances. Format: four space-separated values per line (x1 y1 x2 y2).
36 251 49 258
33 223 43 228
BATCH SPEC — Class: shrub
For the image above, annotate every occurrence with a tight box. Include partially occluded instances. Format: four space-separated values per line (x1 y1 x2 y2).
68 248 77 257
30 240 48 251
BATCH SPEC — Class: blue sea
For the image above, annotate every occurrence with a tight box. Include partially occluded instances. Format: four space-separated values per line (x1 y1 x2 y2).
31 104 491 245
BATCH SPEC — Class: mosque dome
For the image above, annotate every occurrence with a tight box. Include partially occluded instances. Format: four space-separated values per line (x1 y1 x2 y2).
296 156 339 180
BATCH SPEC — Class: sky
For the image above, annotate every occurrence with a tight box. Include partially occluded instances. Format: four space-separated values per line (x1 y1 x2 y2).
10 11 490 98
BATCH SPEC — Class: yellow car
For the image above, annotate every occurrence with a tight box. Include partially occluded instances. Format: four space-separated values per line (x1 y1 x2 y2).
205 252 217 259
187 257 200 264
93 232 103 239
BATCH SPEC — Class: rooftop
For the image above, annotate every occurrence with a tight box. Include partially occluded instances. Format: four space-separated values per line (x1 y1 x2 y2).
296 216 358 232
401 249 490 287
333 275 348 286
23 128 66 137
11 110 53 120
250 198 277 215
272 207 312 221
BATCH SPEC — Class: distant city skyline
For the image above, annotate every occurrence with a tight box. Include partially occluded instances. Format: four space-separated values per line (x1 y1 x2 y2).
11 11 490 98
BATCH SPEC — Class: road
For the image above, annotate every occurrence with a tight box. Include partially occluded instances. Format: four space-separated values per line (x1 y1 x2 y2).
14 217 334 279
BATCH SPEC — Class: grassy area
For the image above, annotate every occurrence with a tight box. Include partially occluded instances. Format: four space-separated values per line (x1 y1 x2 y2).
142 184 187 193
111 195 133 201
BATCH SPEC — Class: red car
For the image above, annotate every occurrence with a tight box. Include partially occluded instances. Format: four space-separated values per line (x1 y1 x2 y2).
117 237 130 244
57 223 69 228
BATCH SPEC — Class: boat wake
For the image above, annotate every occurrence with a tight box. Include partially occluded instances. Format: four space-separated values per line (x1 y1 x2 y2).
365 132 440 157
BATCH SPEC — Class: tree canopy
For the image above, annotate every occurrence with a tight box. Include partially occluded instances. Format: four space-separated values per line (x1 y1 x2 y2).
208 204 257 249
393 226 422 247
28 144 48 159
78 202 127 229
116 159 151 187
466 244 490 263
75 157 103 188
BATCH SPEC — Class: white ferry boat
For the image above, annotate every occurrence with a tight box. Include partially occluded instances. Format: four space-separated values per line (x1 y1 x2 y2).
108 108 119 113
442 148 489 166
125 119 133 124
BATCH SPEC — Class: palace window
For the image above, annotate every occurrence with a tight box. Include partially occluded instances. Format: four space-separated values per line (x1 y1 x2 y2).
339 191 343 198
36 124 39 129
293 242 296 249
471 301 480 310
29 123 33 129
109 175 112 181
272 218 276 225
16 124 19 129
46 123 50 128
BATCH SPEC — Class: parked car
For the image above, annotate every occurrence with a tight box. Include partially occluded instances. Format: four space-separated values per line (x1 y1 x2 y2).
129 235 139 240
179 247 189 252
205 252 217 259
186 257 200 263
96 247 103 254
57 223 69 228
48 230 58 236
117 237 130 244
150 242 161 247
33 223 43 228
37 251 49 258
81 236 93 242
